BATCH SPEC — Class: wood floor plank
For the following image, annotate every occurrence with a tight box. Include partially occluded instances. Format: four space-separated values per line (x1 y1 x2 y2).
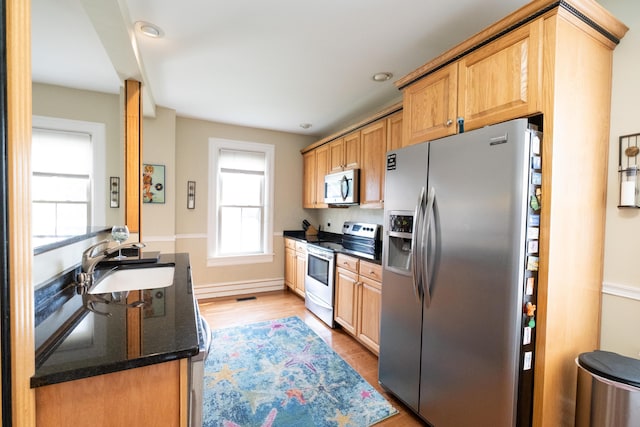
198 289 426 426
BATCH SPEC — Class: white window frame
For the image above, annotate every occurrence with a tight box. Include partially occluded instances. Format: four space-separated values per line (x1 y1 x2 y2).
32 116 106 227
207 138 275 266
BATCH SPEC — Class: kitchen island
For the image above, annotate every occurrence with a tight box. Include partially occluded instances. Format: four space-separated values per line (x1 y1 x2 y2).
31 253 200 426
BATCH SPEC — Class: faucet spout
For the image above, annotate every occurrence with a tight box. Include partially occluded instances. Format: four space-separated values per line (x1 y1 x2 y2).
76 240 147 298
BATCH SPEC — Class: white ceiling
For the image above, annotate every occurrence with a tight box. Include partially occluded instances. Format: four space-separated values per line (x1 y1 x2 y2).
32 0 530 137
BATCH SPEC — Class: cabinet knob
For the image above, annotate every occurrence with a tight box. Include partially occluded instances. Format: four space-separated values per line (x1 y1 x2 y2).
445 119 453 127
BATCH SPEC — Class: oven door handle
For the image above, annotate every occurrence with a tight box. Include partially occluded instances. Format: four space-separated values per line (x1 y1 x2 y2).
305 291 332 309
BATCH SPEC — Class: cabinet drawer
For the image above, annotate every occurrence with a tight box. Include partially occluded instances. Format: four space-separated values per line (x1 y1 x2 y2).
285 238 296 250
336 254 359 273
359 261 382 282
295 241 307 254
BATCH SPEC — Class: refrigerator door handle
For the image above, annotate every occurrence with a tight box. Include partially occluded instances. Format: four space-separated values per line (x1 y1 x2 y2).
411 187 426 301
422 187 436 308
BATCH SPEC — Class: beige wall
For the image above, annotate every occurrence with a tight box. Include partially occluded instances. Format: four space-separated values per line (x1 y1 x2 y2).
598 0 640 358
32 83 123 227
164 115 316 297
142 106 177 254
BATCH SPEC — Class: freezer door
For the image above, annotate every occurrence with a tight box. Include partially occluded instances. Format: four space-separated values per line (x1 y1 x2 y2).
379 142 428 412
418 119 530 426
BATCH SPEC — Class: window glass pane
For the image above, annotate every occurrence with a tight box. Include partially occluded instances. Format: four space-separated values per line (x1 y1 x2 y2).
32 175 89 202
57 203 88 235
32 202 87 236
32 203 56 236
220 172 263 205
32 128 91 174
219 207 262 254
219 149 265 172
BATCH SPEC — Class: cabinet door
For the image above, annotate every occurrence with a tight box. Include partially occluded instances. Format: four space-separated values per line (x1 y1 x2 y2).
334 267 358 335
360 120 386 208
358 276 381 355
329 137 345 172
343 131 361 170
295 252 306 297
402 63 457 146
284 246 296 290
457 19 542 131
302 151 316 208
314 145 329 208
386 111 403 152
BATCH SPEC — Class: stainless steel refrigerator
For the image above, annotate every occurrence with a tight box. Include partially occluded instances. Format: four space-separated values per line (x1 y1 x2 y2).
379 118 541 426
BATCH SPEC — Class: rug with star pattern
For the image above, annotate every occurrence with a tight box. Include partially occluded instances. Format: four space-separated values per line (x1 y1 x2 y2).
202 316 398 427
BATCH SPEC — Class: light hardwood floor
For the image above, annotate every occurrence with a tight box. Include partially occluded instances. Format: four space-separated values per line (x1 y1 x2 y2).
198 289 426 426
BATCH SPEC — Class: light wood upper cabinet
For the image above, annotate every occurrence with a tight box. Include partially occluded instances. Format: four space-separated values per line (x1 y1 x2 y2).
360 120 387 208
302 150 316 208
303 145 329 208
386 111 403 152
343 131 361 170
458 20 542 131
329 137 345 172
314 145 329 208
329 131 361 172
402 63 458 146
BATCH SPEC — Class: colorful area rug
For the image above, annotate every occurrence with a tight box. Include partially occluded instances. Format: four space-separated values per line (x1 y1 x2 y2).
203 316 398 426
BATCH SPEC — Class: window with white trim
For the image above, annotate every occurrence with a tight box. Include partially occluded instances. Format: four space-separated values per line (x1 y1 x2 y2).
208 138 274 266
31 116 106 243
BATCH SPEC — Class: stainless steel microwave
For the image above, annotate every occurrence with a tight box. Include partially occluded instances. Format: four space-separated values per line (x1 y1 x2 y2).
324 169 359 205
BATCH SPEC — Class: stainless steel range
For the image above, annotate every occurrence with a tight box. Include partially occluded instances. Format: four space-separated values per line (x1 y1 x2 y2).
304 221 380 328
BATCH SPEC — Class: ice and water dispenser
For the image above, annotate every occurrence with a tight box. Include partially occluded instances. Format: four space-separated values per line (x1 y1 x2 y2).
385 211 414 274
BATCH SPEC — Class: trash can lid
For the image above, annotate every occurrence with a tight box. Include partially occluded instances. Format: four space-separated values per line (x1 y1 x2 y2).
578 350 640 388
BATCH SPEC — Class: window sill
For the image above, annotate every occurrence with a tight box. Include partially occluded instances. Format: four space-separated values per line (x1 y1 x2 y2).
207 253 274 267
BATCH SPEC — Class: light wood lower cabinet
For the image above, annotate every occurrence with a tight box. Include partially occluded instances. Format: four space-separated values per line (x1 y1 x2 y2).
284 238 306 298
334 254 382 355
36 359 188 427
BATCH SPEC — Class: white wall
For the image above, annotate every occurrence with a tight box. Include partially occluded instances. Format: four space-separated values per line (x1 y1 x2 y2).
598 0 640 358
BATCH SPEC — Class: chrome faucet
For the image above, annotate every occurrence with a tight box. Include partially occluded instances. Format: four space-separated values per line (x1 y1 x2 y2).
76 240 146 316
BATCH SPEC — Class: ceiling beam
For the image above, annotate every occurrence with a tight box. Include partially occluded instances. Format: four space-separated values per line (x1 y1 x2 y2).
79 0 156 117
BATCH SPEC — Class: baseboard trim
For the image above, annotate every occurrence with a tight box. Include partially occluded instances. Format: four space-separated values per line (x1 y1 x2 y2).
602 282 640 302
194 278 285 299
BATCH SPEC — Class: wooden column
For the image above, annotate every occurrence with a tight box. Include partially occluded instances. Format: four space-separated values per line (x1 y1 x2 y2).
124 79 142 236
124 80 143 358
6 0 36 425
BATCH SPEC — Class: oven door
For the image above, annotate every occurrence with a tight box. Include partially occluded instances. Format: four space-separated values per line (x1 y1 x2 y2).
304 246 335 327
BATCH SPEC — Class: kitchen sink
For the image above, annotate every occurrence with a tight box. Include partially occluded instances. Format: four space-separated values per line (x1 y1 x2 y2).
89 264 175 294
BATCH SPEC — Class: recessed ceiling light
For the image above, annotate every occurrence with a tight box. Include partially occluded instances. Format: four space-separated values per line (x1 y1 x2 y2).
299 123 312 130
372 72 393 82
135 21 164 38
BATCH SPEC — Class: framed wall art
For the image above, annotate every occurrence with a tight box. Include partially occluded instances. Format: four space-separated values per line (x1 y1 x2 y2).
110 176 120 208
143 164 165 204
187 181 196 209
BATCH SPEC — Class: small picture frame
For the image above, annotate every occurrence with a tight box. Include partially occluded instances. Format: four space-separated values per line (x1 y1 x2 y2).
143 164 166 204
110 177 120 208
187 181 196 209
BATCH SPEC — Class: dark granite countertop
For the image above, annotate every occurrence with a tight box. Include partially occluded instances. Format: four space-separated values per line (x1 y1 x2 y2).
31 253 199 388
283 230 382 265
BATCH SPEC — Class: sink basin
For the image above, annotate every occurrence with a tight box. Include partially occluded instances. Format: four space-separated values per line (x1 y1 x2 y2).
89 265 175 294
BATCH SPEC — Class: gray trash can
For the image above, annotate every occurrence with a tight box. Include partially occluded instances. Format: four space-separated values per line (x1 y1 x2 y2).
576 350 640 427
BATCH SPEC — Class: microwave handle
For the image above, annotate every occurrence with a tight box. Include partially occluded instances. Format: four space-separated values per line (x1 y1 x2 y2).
340 175 349 201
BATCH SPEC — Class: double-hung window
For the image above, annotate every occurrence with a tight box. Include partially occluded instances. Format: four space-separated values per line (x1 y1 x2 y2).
31 116 105 243
208 138 274 266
